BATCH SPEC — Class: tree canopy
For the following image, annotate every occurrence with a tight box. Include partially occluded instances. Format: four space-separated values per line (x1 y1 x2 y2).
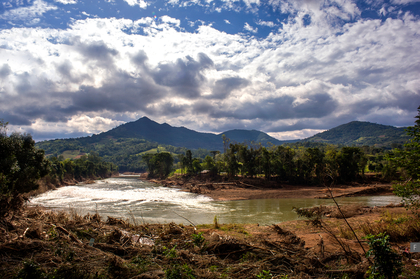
0 120 50 216
392 106 420 213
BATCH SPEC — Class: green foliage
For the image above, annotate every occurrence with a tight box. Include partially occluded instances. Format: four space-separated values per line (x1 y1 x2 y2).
337 147 367 182
304 121 410 148
48 152 118 181
192 232 205 247
1 121 50 216
256 270 272 279
392 106 420 214
162 245 177 258
364 233 402 279
143 152 174 179
165 264 195 279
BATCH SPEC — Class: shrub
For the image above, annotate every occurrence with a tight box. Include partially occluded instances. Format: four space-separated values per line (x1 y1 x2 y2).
364 233 402 279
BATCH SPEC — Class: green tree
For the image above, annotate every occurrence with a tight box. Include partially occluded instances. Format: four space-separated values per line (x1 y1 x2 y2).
185 150 194 175
238 144 257 178
393 105 420 214
337 147 366 182
192 158 202 174
0 120 49 216
203 155 217 175
303 147 325 184
143 152 174 179
225 143 240 178
261 147 272 180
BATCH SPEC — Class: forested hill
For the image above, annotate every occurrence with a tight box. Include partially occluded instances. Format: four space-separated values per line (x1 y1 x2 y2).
35 117 288 172
304 121 409 147
93 117 287 150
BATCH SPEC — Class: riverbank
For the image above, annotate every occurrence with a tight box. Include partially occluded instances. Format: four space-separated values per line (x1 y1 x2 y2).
1 203 418 278
27 172 120 198
150 175 394 201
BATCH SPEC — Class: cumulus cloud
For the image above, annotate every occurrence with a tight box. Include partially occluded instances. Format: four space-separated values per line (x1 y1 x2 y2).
0 0 57 21
54 0 78 4
1 0 419 141
256 20 275 27
123 0 148 9
243 22 258 33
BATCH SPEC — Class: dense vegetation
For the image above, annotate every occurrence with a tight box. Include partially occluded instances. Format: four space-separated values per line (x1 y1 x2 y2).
47 152 118 183
143 110 420 188
391 106 420 214
148 143 373 185
1 120 50 216
37 137 210 173
36 118 409 174
0 120 118 218
305 121 409 148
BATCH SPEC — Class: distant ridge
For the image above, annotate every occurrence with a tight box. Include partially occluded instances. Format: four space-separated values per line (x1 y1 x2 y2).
36 118 411 172
304 121 409 147
97 117 288 151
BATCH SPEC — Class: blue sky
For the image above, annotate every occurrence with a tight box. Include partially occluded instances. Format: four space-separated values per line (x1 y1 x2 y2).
1 0 420 141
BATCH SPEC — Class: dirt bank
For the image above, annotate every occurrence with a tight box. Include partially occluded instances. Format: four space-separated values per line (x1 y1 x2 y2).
150 175 394 201
1 203 418 278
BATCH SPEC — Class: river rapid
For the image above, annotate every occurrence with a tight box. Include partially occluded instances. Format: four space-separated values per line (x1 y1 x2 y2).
30 177 402 225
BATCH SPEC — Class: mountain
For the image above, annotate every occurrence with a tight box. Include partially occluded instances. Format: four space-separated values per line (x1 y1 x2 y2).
304 121 409 147
93 117 287 151
35 117 289 172
36 118 411 172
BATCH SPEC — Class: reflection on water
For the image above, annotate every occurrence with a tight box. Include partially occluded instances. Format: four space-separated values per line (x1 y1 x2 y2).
30 177 402 225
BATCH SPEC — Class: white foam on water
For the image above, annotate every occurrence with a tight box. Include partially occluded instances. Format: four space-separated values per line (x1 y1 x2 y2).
30 178 215 212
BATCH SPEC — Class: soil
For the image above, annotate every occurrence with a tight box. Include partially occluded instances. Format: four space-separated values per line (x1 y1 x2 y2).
151 175 394 201
3 174 416 278
1 204 419 278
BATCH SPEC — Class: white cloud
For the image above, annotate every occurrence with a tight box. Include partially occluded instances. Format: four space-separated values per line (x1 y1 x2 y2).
243 22 258 33
256 20 275 27
160 15 181 26
391 0 420 4
1 1 420 139
268 129 326 140
54 0 78 4
0 0 57 21
9 115 125 141
123 0 148 9
224 19 231 24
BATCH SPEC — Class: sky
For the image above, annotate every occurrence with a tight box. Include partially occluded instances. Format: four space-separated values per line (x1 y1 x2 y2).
0 0 419 142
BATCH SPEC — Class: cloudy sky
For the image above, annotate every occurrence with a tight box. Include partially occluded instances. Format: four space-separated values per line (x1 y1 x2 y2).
1 0 419 142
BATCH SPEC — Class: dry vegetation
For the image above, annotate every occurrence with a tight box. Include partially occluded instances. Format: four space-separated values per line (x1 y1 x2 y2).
1 204 420 278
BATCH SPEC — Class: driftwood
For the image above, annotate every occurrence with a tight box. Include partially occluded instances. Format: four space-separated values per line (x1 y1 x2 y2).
56 225 83 244
239 181 258 188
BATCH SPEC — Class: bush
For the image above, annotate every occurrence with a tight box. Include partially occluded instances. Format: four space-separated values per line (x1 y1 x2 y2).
1 121 49 217
364 233 402 279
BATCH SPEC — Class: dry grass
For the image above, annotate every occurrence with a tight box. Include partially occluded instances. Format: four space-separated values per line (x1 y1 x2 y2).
338 210 420 242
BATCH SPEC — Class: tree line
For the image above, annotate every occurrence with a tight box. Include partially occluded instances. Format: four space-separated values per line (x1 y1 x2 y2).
1 120 118 217
143 142 370 185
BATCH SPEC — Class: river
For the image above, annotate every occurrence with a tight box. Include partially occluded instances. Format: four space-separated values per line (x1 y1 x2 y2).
30 177 402 225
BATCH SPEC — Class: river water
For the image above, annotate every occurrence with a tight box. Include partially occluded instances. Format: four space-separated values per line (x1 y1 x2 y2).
30 177 402 225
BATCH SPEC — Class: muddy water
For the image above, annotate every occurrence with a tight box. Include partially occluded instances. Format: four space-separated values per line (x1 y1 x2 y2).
30 177 402 225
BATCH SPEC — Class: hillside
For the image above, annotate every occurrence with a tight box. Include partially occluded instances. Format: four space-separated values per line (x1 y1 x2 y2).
36 119 411 172
304 121 409 147
36 117 287 172
96 117 285 150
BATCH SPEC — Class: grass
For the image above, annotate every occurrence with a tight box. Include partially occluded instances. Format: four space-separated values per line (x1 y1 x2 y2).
137 146 178 156
338 210 420 242
62 150 84 159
